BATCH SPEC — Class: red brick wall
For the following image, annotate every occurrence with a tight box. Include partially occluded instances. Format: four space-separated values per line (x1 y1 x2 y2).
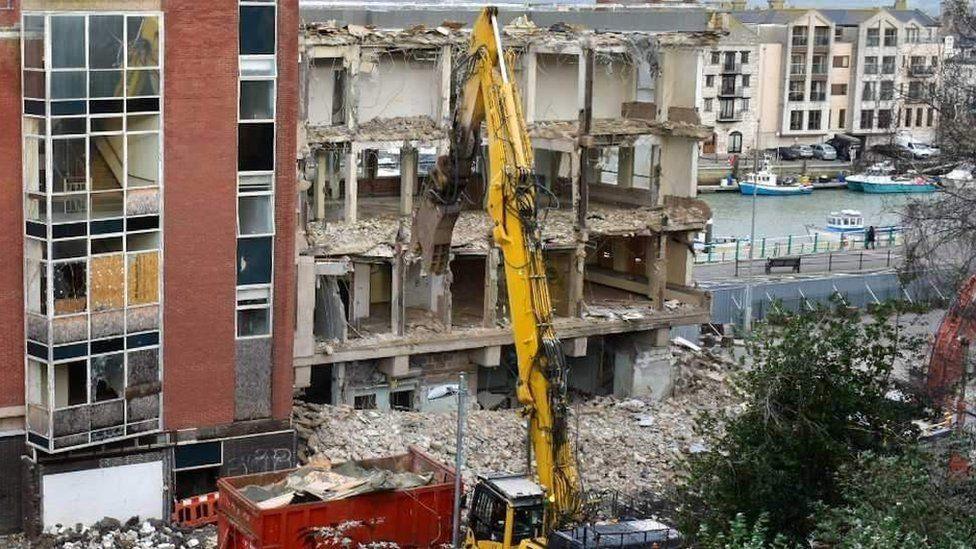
272 0 298 420
0 13 24 410
0 1 19 27
162 0 239 429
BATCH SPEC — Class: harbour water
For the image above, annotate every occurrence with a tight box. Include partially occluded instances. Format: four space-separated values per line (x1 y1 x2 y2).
699 189 929 239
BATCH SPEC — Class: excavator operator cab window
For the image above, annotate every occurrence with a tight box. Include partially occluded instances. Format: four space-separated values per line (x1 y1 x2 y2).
511 504 544 544
470 484 507 542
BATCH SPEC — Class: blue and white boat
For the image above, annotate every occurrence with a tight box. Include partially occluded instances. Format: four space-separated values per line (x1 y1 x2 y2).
846 162 938 193
738 160 813 196
825 210 864 233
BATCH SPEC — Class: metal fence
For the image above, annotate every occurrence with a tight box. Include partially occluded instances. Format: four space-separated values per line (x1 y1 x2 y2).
707 271 949 326
697 228 902 264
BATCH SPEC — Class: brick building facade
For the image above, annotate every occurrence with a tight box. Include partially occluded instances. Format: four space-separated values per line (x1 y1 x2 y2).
0 0 297 532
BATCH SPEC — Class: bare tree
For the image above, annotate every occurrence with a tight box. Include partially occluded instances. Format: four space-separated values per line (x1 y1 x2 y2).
900 0 976 289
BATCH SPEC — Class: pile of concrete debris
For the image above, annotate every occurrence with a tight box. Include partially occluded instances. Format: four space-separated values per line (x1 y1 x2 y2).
30 518 216 549
294 343 740 495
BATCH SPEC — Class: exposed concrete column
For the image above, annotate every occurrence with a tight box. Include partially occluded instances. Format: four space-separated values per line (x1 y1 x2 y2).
617 146 635 188
314 149 328 221
645 235 667 307
345 48 360 131
547 150 562 189
569 149 582 223
524 49 537 124
400 146 417 216
483 247 500 328
392 248 406 336
612 329 673 401
568 241 586 318
326 149 340 204
344 148 358 223
611 238 630 273
659 136 698 202
295 256 316 358
666 232 694 288
351 262 371 325
438 45 452 128
432 267 452 331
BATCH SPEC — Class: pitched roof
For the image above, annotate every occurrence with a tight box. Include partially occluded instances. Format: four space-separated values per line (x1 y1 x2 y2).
732 7 937 28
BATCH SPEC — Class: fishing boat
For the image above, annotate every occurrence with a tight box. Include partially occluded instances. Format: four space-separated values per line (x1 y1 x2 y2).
738 159 813 196
845 162 938 193
824 210 864 233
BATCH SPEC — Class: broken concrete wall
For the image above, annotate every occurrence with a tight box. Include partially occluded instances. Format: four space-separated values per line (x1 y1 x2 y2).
611 330 673 401
592 55 636 118
307 57 341 126
534 53 579 121
358 52 441 122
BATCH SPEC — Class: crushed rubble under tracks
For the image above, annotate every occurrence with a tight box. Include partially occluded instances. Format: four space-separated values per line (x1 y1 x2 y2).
293 345 741 496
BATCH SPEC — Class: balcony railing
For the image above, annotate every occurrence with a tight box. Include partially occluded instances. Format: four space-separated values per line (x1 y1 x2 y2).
810 92 826 101
721 61 742 73
864 65 878 75
717 109 743 122
719 85 739 97
792 38 808 48
909 64 936 77
813 37 830 48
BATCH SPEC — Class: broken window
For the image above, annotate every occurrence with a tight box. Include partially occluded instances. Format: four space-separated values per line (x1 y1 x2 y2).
238 123 275 171
240 80 275 120
126 133 159 187
91 254 125 311
89 15 124 69
27 360 50 436
237 237 273 285
54 360 87 408
390 390 415 411
238 195 274 235
51 16 85 68
127 251 159 305
126 16 160 68
91 353 124 402
53 261 87 315
26 240 46 315
239 5 276 55
52 138 87 193
237 286 271 337
354 394 377 410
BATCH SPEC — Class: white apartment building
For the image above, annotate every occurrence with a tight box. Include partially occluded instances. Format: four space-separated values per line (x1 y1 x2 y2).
734 4 943 148
699 18 761 155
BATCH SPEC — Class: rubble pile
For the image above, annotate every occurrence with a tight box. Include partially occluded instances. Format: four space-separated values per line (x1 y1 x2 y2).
31 518 216 549
294 344 739 495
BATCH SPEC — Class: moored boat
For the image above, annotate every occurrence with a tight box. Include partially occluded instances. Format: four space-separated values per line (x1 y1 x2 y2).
846 162 937 193
739 159 813 196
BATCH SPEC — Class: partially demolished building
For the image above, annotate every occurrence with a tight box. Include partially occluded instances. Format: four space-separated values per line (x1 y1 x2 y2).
293 6 719 411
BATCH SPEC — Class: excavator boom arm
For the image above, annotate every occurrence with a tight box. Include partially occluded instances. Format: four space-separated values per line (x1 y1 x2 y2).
412 6 581 533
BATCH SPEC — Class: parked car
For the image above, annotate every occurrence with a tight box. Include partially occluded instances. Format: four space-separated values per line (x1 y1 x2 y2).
811 143 837 160
827 134 862 161
904 141 940 159
776 145 803 160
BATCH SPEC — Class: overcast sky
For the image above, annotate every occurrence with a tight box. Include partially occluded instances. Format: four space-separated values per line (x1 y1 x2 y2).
759 1 940 15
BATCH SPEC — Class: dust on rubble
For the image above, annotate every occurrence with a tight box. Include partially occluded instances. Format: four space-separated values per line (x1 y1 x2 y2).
294 345 741 496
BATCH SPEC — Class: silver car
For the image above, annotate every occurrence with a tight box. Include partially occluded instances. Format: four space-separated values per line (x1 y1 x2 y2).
811 143 837 160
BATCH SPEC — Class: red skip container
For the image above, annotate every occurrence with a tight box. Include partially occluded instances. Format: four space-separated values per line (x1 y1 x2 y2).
217 446 457 548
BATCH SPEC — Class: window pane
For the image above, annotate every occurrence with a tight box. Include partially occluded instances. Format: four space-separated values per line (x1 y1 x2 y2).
52 16 85 68
240 57 276 77
91 354 124 402
239 173 273 193
127 69 160 97
127 114 159 131
24 71 45 99
127 133 159 187
51 71 87 100
127 188 160 216
52 194 88 223
240 6 276 55
237 308 270 337
240 80 275 120
127 16 160 68
24 137 46 193
26 256 46 314
53 238 87 259
89 137 124 190
239 123 275 171
237 236 273 285
90 71 124 98
91 191 124 219
90 15 124 69
23 16 45 69
239 195 273 235
52 138 87 193
53 261 87 315
52 117 86 136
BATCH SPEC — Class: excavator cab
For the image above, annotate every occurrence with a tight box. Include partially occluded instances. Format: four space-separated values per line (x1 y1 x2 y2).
467 475 547 549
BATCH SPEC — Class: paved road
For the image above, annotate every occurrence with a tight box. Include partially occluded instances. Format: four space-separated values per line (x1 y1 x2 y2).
695 247 902 282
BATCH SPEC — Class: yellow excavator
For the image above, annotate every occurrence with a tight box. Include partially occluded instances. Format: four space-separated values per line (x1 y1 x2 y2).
411 7 677 549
